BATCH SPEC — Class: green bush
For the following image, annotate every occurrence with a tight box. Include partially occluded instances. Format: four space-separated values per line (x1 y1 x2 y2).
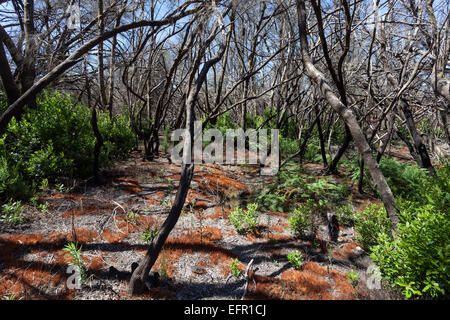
336 203 354 227
378 158 427 200
0 198 25 226
353 203 392 251
256 165 347 212
0 156 34 200
287 250 304 270
229 203 259 234
0 90 135 200
371 205 449 299
204 111 236 136
279 135 299 158
98 112 135 159
369 163 450 299
288 204 314 239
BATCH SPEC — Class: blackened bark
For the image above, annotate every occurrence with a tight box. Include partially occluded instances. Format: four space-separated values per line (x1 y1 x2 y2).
400 99 436 175
127 27 228 295
315 104 328 166
0 41 20 105
326 125 352 174
90 107 104 184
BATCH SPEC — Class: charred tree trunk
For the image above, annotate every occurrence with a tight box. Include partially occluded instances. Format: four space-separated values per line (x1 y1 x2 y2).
0 41 20 105
91 107 104 184
326 125 351 174
316 104 328 166
400 99 436 175
128 23 228 294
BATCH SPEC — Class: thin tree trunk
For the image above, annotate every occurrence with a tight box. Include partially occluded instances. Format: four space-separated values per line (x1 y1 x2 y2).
91 107 104 183
315 104 328 166
97 0 107 110
399 99 435 175
128 22 228 295
0 41 20 105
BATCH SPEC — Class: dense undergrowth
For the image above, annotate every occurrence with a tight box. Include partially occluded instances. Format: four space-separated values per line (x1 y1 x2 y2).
256 157 449 299
0 91 135 200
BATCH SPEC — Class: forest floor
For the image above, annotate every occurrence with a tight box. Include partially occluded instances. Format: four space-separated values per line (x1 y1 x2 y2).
0 148 418 300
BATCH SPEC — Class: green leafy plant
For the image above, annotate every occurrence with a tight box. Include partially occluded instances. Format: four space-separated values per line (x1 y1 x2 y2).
353 203 392 251
63 242 88 283
0 156 34 200
0 90 136 201
371 206 449 299
140 226 159 244
288 204 313 239
228 203 259 234
346 270 360 288
0 199 25 226
56 183 68 194
38 202 49 214
230 258 242 278
2 294 22 300
256 165 346 212
336 204 354 227
369 163 449 299
287 250 304 270
167 178 174 195
127 211 140 224
40 178 49 192
161 196 171 208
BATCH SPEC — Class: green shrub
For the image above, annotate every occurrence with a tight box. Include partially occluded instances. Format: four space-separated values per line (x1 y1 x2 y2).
379 158 427 200
346 270 360 288
161 125 171 153
287 250 304 270
0 90 135 200
336 203 354 227
288 204 313 239
279 136 299 158
140 226 159 244
98 112 135 160
353 203 392 251
0 199 25 226
256 165 346 212
229 203 259 234
63 242 88 283
369 163 450 299
0 156 34 200
370 205 449 299
204 111 236 136
230 258 242 278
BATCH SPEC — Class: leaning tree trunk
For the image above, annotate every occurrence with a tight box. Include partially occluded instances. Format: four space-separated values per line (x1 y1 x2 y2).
128 30 228 294
296 0 399 230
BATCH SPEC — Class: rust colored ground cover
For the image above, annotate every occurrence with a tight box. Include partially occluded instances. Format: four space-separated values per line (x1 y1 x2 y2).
0 230 106 299
246 261 355 300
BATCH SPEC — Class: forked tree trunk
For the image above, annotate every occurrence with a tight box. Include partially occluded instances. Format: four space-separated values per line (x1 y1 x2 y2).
296 0 399 230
